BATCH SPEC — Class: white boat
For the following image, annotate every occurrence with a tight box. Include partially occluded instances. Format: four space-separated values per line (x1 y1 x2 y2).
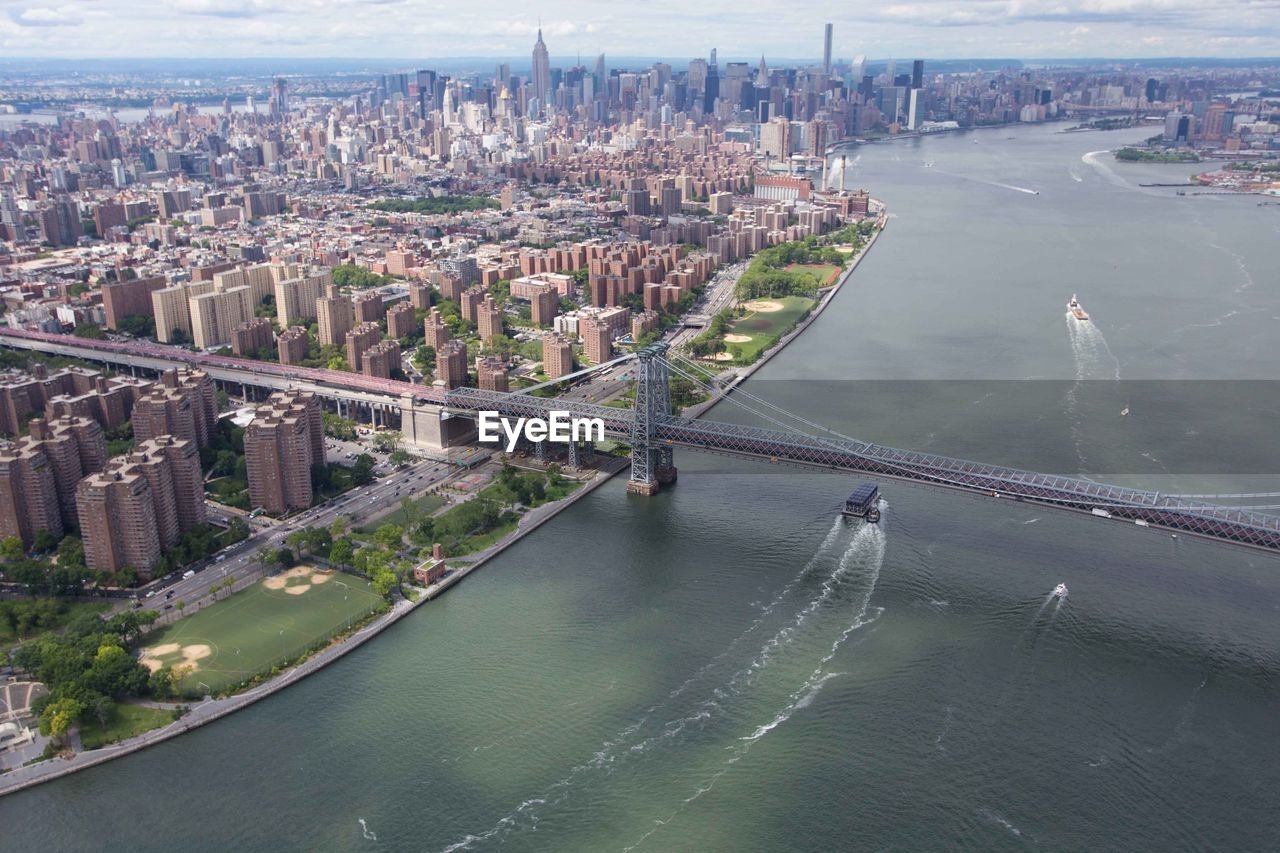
1053 583 1068 597
1068 294 1090 321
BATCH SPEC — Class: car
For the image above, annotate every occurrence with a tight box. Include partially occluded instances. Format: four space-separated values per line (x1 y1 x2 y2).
183 569 196 579
145 589 157 598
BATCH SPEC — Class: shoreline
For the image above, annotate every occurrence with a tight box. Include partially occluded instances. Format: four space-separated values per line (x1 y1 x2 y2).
682 205 886 420
0 459 626 798
0 208 885 798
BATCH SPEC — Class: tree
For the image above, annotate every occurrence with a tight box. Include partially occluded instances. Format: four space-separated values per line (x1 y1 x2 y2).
39 697 85 740
372 523 405 551
226 517 250 543
371 431 403 454
329 537 354 568
0 535 24 562
73 323 107 340
351 454 375 486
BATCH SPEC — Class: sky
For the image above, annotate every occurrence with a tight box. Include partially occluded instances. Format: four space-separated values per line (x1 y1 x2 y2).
1 0 1279 61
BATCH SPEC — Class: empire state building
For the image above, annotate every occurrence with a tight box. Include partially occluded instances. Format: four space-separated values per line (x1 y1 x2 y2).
531 26 551 113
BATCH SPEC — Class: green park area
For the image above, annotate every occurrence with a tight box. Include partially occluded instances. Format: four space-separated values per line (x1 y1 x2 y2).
783 263 842 286
138 568 385 695
79 704 180 750
708 295 815 364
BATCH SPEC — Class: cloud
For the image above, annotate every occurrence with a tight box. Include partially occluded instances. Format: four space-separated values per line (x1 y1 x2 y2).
2 0 1280 58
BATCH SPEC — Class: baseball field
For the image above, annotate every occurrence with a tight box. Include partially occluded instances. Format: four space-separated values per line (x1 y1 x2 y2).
138 567 384 695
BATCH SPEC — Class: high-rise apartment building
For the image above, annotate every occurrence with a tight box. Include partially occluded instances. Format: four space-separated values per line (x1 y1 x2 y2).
386 301 416 339
274 270 331 328
362 339 401 379
424 307 451 351
131 369 217 448
232 317 275 356
477 295 504 343
0 438 64 547
580 317 612 365
102 275 165 331
244 391 324 516
76 435 205 578
345 322 382 371
316 284 355 347
435 339 469 389
542 333 573 379
277 326 309 365
531 288 559 327
476 357 509 392
189 284 252 349
353 291 385 324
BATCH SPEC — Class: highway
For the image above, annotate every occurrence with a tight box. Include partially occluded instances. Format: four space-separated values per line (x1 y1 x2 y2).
137 450 490 614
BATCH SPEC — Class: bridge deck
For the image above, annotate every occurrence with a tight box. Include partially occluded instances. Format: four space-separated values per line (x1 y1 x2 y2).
4 328 1277 553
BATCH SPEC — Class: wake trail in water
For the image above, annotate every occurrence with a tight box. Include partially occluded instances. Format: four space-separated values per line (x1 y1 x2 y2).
438 517 867 853
623 523 888 852
1065 311 1123 471
930 167 1038 195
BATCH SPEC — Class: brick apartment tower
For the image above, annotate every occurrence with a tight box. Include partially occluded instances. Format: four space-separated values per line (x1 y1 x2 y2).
435 339 469 389
243 391 324 515
542 334 573 379
277 326 309 365
345 322 382 371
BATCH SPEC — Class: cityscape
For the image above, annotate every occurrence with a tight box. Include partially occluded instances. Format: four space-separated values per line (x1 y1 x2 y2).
1 4 1279 849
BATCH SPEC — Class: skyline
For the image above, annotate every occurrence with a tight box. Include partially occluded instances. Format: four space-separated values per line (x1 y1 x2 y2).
2 0 1280 62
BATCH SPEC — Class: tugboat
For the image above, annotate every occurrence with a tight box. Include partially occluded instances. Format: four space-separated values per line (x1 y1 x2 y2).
1067 294 1090 321
843 483 881 523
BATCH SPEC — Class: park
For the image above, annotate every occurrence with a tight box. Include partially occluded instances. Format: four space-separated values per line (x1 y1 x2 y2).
138 568 385 695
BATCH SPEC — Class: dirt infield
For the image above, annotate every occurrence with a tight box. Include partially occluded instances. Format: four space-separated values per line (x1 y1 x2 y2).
743 299 785 313
262 565 335 595
723 333 752 343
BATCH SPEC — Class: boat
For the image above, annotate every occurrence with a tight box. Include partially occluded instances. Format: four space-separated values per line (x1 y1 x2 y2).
1053 583 1068 597
1067 294 1090 321
842 483 881 521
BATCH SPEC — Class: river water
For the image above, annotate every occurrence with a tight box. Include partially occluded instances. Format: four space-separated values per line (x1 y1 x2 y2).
4 125 1279 852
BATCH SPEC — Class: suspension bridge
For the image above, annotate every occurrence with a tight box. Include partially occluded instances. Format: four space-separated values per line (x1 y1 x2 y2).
3 329 1279 554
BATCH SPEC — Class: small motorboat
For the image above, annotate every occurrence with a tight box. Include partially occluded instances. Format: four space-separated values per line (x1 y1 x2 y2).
1053 583 1068 598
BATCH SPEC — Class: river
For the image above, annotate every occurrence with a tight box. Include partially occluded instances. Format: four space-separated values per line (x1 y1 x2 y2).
3 124 1279 851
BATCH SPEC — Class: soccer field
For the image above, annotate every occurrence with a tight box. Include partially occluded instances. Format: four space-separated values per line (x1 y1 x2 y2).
139 567 384 695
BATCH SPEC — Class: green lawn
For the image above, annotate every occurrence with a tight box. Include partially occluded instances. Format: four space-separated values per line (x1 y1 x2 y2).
139 569 385 695
784 263 842 286
79 704 178 750
718 295 816 364
355 493 446 534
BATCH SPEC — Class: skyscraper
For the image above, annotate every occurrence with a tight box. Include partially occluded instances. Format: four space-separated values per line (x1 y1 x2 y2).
823 24 833 75
912 59 924 90
532 26 552 113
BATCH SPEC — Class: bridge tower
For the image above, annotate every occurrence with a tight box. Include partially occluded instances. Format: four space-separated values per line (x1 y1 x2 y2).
627 343 677 495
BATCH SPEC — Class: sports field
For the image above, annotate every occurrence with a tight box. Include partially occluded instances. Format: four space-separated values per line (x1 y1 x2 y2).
139 567 384 695
783 263 843 286
714 295 815 363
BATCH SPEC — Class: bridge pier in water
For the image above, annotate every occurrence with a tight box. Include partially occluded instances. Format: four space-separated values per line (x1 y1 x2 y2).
627 343 677 496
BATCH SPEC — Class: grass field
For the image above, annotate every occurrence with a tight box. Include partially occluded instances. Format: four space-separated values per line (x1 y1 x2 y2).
783 263 842 286
79 704 178 749
139 567 384 695
355 493 446 534
717 295 816 363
